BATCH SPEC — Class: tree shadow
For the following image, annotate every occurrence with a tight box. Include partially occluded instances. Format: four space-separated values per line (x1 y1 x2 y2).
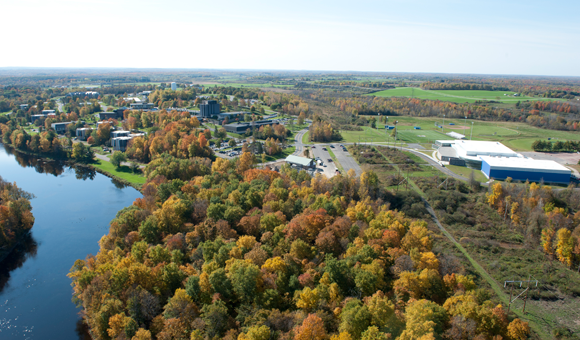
0 233 39 293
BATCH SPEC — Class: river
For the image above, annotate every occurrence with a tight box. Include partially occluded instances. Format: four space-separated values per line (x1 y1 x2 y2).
0 144 142 339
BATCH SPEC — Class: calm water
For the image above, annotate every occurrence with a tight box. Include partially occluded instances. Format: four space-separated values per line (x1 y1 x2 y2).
0 144 141 339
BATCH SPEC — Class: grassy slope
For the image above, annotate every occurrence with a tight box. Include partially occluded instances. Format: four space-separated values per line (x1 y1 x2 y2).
91 159 146 186
368 87 558 103
445 165 488 182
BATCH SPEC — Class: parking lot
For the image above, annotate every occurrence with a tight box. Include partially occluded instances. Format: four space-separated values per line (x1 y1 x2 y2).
310 143 362 177
311 145 339 178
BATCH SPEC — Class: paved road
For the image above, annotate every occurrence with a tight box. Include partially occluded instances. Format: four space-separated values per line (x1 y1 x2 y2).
293 129 309 156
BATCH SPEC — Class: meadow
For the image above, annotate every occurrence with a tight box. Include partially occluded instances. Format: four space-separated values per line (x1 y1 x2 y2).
338 116 580 151
368 87 556 103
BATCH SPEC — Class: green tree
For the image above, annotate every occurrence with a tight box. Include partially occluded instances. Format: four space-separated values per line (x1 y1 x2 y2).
110 151 127 168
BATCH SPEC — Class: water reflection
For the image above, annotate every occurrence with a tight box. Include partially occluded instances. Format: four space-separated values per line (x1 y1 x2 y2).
1 144 96 180
0 233 38 293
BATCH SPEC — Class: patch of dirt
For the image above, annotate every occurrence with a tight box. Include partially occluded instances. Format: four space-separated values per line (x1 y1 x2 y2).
499 242 524 249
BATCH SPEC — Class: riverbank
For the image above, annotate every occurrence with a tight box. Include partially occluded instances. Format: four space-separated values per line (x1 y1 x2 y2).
0 143 146 192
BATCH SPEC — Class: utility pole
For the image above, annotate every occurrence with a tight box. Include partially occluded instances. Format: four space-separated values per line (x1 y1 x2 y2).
470 122 474 140
508 281 514 313
504 278 538 314
523 275 530 314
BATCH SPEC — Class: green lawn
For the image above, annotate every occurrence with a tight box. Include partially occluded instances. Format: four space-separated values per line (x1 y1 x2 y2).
91 159 147 186
262 146 295 162
302 131 310 144
368 87 557 104
445 165 488 182
357 116 580 151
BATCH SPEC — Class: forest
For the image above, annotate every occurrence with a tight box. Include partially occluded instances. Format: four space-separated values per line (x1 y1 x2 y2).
69 155 532 340
0 177 35 260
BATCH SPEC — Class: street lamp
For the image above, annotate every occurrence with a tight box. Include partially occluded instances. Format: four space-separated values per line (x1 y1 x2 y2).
442 115 445 132
464 116 467 137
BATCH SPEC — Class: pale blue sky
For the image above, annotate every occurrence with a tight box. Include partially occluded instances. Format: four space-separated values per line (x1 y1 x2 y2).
2 0 579 76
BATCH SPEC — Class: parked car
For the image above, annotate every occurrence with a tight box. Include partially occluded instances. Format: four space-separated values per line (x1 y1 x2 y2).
330 145 335 148
312 146 316 148
328 158 332 162
322 148 327 151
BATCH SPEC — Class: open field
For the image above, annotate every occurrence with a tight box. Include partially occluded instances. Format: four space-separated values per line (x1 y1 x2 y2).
368 87 559 103
198 83 293 89
352 116 580 151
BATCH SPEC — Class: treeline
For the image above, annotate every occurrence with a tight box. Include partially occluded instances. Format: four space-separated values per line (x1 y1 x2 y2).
531 140 580 152
306 91 580 132
0 85 65 113
309 120 341 142
0 177 35 260
262 92 310 116
420 82 510 91
69 155 529 340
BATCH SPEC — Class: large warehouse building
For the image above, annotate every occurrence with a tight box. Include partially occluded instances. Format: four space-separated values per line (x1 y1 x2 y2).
480 156 571 184
435 140 519 168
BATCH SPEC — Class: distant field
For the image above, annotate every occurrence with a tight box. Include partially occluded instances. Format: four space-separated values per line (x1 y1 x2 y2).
368 87 555 103
200 83 293 89
339 116 580 151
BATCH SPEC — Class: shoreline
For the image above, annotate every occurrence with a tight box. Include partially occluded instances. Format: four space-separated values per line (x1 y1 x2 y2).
0 142 144 193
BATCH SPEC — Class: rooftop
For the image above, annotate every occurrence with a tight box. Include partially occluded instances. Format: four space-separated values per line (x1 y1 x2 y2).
285 155 313 166
443 140 519 161
480 156 571 173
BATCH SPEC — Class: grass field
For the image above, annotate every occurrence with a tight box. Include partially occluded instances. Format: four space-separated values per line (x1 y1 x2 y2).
445 165 489 182
91 159 146 186
347 116 580 151
368 87 557 103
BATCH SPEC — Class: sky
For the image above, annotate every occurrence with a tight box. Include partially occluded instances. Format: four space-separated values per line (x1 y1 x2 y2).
1 0 579 76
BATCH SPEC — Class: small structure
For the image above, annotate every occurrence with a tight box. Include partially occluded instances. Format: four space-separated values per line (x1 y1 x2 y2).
449 123 455 125
385 125 395 130
480 156 571 184
285 155 315 170
446 131 465 139
76 127 91 141
51 122 71 134
413 126 421 130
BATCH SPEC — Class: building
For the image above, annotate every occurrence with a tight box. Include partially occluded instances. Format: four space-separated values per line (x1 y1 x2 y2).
76 128 91 141
31 114 45 123
111 130 130 138
98 108 126 121
480 156 571 184
111 133 145 151
130 102 155 110
20 104 29 111
42 109 56 115
223 119 280 134
199 100 221 118
66 91 100 99
285 155 315 169
171 82 177 91
51 122 71 134
112 137 132 152
435 140 519 169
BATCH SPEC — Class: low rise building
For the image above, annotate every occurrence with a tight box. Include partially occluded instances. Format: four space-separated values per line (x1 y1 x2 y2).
435 140 519 169
285 155 315 170
51 122 72 134
76 127 91 141
224 119 280 134
130 102 155 110
480 156 571 184
111 136 132 152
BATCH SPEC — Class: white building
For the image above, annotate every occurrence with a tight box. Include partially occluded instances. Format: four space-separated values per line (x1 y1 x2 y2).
435 140 519 168
171 82 177 91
